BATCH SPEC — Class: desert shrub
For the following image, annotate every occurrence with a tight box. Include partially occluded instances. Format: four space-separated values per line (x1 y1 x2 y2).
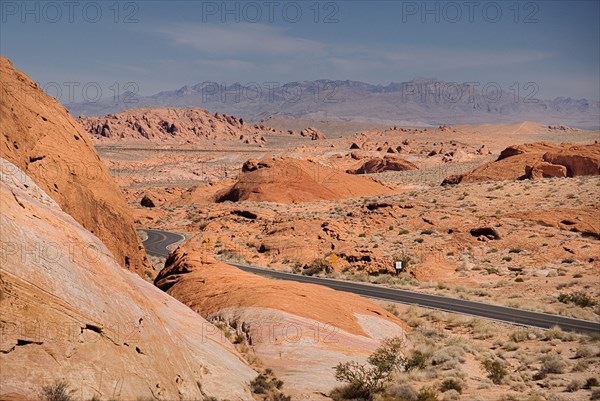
333 337 406 400
431 346 464 370
502 341 519 351
481 358 507 384
383 303 400 317
250 370 289 400
234 332 246 344
302 258 332 276
330 383 371 401
441 390 460 401
386 384 417 401
538 354 566 377
573 359 591 372
545 325 569 341
566 379 582 392
557 291 595 307
416 387 439 401
41 380 75 401
584 377 599 389
575 345 595 358
439 379 462 394
405 351 430 371
591 389 600 400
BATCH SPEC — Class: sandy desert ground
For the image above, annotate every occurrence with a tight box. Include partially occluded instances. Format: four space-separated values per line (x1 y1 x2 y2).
90 112 599 400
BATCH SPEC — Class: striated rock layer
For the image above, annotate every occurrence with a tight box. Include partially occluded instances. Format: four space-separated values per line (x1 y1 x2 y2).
0 56 149 275
0 158 255 400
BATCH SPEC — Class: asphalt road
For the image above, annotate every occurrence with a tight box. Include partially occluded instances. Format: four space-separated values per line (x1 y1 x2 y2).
141 229 600 335
141 228 185 257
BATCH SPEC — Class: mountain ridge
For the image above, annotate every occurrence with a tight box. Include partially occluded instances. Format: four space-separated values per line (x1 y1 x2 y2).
66 78 600 129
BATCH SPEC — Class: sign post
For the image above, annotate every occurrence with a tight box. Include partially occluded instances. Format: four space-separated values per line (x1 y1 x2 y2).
395 261 403 275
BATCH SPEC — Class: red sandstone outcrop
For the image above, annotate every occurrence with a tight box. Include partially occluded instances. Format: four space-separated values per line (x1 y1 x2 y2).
217 158 392 203
0 56 149 275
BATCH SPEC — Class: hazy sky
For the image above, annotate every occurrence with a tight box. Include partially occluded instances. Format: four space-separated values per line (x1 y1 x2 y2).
1 0 599 102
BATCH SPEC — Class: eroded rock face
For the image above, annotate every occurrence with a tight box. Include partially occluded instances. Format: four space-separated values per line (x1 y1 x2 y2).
543 146 600 176
218 157 392 203
0 159 255 401
347 155 418 174
300 127 327 140
525 162 568 179
154 236 408 398
0 56 149 275
447 142 600 183
140 194 156 208
78 108 292 145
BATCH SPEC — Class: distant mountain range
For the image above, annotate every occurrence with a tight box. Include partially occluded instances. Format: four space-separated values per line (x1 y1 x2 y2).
66 78 600 129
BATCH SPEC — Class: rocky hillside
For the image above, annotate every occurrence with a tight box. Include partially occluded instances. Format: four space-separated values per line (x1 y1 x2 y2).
0 158 255 400
154 236 408 399
443 142 600 184
217 157 392 203
77 107 295 144
0 56 149 275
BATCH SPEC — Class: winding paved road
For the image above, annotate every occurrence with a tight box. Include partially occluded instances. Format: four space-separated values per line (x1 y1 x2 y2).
141 229 600 335
142 228 185 257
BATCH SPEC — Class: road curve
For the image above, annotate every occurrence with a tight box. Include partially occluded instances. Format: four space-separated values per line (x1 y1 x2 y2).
141 229 600 335
141 228 185 257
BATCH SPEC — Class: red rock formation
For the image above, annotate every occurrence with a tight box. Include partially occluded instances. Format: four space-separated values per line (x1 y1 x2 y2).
78 108 292 144
445 142 600 184
0 56 149 275
217 158 391 203
347 155 418 174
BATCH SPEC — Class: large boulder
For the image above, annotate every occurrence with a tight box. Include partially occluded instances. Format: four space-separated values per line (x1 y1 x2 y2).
347 155 418 174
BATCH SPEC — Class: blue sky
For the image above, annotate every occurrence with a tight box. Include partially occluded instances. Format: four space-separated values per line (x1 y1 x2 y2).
1 1 599 102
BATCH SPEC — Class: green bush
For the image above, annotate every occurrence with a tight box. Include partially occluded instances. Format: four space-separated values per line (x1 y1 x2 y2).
332 337 406 400
557 292 596 307
481 358 507 384
405 351 429 371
